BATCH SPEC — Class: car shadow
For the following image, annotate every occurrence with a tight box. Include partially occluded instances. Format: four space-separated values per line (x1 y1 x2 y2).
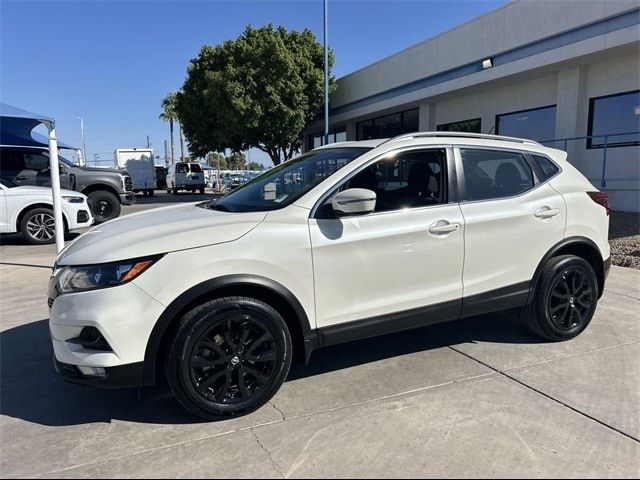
131 192 222 205
0 232 81 246
0 314 543 427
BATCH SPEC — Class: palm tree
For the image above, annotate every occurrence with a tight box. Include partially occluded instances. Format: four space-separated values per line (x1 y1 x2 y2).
159 92 178 163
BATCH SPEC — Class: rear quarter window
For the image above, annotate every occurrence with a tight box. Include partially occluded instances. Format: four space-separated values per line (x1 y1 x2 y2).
531 154 560 181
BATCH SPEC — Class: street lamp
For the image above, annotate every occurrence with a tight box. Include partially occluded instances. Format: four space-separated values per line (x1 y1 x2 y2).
76 116 87 166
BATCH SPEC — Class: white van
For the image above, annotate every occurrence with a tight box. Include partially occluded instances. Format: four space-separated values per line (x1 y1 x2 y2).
166 162 205 194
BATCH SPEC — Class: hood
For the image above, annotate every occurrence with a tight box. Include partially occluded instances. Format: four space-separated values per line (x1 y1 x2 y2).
8 185 85 197
77 165 128 175
56 202 267 265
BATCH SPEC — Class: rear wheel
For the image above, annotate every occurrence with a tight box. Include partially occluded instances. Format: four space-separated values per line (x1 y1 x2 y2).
199 187 205 195
172 188 178 195
166 296 292 420
87 190 121 223
523 255 598 341
20 208 58 245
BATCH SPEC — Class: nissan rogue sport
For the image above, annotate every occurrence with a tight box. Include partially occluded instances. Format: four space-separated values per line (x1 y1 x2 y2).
48 132 611 420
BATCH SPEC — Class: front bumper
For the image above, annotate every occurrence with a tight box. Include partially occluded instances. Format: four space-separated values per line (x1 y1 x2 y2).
49 280 165 388
119 192 135 205
54 358 145 389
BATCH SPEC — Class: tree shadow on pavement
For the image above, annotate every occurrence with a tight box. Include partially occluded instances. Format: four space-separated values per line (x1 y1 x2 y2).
0 313 543 427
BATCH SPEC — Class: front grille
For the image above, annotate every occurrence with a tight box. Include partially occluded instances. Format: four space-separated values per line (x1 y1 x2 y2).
124 175 132 192
77 210 90 223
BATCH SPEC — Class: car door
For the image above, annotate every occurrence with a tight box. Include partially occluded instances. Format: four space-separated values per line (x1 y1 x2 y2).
309 147 464 334
456 147 566 310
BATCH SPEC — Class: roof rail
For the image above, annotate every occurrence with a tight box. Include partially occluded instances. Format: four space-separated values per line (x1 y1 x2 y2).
381 131 543 147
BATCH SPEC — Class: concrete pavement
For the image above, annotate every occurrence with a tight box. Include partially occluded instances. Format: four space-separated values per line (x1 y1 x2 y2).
1 195 639 478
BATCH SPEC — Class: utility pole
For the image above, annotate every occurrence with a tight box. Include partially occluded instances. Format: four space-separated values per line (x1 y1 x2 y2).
146 135 151 148
323 0 329 146
75 116 87 166
164 140 168 166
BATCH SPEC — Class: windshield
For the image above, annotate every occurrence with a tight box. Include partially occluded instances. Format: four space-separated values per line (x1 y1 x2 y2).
207 147 371 212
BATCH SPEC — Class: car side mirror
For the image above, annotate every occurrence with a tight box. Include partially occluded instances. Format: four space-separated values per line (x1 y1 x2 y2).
331 188 377 216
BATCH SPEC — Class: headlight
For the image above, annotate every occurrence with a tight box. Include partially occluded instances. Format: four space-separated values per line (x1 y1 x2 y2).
62 196 85 203
53 255 162 295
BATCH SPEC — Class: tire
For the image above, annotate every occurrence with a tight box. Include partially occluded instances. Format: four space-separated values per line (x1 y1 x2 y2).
522 255 598 341
172 188 178 195
166 296 292 420
87 190 121 224
148 189 155 197
20 208 58 245
199 187 205 195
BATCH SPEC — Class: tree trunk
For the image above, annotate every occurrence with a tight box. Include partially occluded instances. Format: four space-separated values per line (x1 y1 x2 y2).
169 120 175 163
179 123 185 161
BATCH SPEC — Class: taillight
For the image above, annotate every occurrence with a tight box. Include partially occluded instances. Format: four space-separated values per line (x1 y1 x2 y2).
587 191 610 215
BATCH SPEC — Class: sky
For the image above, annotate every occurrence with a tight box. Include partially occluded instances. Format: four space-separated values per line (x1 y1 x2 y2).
1 0 505 166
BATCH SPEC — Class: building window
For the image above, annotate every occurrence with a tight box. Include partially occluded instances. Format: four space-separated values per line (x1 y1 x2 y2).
307 126 347 150
496 105 557 141
587 90 640 148
356 108 419 140
437 118 481 133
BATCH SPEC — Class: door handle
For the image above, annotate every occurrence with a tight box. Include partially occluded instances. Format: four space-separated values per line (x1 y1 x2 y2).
428 221 461 236
534 207 561 219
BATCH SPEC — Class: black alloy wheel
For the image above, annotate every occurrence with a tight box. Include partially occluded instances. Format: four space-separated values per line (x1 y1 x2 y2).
547 267 594 332
166 297 292 420
523 255 598 341
188 316 278 404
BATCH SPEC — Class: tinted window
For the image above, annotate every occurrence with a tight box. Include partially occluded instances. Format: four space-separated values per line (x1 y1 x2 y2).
346 149 446 212
176 163 189 173
190 163 203 173
531 154 560 181
496 106 557 141
461 149 534 201
356 108 419 140
437 118 481 133
588 90 640 148
0 149 26 180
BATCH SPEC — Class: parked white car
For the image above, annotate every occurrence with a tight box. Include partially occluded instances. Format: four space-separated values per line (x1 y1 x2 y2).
48 132 610 419
0 177 93 244
166 162 205 194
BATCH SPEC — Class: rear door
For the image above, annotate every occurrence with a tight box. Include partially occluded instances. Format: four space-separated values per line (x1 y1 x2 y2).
456 147 566 311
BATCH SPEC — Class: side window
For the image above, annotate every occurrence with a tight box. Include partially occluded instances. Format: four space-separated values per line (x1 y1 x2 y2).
347 149 446 212
0 149 26 182
460 149 534 201
24 154 50 172
531 154 560 181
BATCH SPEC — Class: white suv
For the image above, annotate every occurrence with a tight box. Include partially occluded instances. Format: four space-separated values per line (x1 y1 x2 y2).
49 132 611 419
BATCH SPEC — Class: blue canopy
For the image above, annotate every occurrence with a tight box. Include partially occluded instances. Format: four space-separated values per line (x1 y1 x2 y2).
0 102 76 149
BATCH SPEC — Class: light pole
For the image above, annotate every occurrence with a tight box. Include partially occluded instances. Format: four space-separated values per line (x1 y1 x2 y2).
76 116 87 166
323 0 329 146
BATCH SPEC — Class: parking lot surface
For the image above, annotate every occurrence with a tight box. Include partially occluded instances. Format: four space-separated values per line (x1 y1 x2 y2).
1 193 639 478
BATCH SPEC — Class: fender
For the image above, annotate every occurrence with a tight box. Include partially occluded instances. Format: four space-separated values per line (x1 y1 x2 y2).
527 236 607 303
142 274 315 386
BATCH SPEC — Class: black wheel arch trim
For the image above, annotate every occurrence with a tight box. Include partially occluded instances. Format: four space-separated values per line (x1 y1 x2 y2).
142 274 315 386
528 236 608 302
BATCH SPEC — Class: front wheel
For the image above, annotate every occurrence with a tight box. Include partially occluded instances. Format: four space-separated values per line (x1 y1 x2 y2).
166 297 292 420
87 191 121 223
20 208 58 245
523 255 598 341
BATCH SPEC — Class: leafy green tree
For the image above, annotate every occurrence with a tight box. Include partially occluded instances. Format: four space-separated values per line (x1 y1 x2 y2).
248 161 263 171
177 24 335 165
227 151 247 170
207 152 227 170
159 92 178 162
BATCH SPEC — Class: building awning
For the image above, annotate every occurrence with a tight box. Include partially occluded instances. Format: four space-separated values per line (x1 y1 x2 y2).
0 102 76 149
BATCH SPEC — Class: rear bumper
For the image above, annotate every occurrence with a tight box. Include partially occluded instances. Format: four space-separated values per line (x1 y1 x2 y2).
54 358 144 389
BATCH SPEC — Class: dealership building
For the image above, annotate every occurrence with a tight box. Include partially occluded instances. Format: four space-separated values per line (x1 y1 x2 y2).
306 0 640 211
